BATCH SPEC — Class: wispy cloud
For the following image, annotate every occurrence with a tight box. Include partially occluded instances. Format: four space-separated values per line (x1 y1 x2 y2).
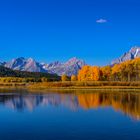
96 19 107 23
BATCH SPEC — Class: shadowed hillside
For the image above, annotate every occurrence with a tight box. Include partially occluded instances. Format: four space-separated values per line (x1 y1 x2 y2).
0 65 60 80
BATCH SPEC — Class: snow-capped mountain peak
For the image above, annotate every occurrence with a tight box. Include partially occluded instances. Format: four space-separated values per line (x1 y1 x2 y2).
111 46 140 65
3 57 86 76
45 57 85 76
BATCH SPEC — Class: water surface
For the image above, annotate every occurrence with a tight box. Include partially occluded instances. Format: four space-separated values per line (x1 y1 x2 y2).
0 90 140 140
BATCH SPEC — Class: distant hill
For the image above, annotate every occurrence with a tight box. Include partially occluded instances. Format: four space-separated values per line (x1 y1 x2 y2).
3 57 85 76
0 65 60 80
111 46 140 65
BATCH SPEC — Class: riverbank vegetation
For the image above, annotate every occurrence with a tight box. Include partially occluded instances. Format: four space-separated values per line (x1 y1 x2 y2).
61 58 140 82
28 58 140 90
28 81 140 91
1 58 140 90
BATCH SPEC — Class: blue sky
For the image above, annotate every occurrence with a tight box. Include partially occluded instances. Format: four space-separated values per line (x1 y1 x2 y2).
0 0 140 65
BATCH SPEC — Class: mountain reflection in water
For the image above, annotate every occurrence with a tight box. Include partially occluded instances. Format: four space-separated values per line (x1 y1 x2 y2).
0 91 140 120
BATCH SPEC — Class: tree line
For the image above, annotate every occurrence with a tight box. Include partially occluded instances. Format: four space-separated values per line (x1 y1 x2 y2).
61 58 140 82
0 65 60 82
1 58 140 83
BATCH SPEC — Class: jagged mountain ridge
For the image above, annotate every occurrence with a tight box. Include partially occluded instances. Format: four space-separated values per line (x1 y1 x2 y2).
44 57 85 76
0 65 60 79
3 57 85 76
111 46 140 65
5 57 46 72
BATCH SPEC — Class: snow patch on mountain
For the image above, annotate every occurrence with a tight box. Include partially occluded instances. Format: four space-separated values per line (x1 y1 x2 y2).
4 57 86 76
5 57 46 72
111 46 140 65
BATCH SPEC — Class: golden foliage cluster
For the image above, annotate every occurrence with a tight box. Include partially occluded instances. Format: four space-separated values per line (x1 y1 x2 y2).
61 74 69 81
76 58 140 82
78 66 101 81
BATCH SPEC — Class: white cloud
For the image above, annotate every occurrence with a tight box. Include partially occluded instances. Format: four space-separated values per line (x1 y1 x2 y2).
96 19 107 23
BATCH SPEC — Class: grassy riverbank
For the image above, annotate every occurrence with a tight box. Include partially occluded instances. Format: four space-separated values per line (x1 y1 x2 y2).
1 81 140 91
27 81 140 91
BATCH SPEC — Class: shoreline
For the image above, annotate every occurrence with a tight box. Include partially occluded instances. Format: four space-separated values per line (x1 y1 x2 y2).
1 86 140 92
28 86 140 92
1 81 140 92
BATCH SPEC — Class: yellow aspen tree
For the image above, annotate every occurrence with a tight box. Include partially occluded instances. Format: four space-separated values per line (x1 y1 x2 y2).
90 66 101 81
61 74 69 81
71 75 77 81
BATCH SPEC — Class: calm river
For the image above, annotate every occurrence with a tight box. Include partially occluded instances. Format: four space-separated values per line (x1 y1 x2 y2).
0 89 140 140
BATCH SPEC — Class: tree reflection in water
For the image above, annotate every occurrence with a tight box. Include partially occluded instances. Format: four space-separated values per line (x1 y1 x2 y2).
0 90 140 120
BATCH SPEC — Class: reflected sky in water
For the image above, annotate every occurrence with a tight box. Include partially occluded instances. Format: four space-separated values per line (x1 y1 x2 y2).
0 90 140 140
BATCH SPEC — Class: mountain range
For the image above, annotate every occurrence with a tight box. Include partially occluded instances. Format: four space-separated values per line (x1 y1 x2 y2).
0 46 140 76
0 65 60 80
1 57 85 76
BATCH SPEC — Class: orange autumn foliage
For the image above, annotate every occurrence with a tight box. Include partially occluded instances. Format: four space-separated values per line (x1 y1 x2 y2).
78 65 101 81
77 58 140 81
61 74 69 81
71 75 77 81
100 66 111 81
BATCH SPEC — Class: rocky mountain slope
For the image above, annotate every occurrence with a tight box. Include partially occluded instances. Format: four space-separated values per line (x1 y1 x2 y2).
3 57 85 76
0 65 60 80
43 57 85 76
5 57 46 72
111 46 140 65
